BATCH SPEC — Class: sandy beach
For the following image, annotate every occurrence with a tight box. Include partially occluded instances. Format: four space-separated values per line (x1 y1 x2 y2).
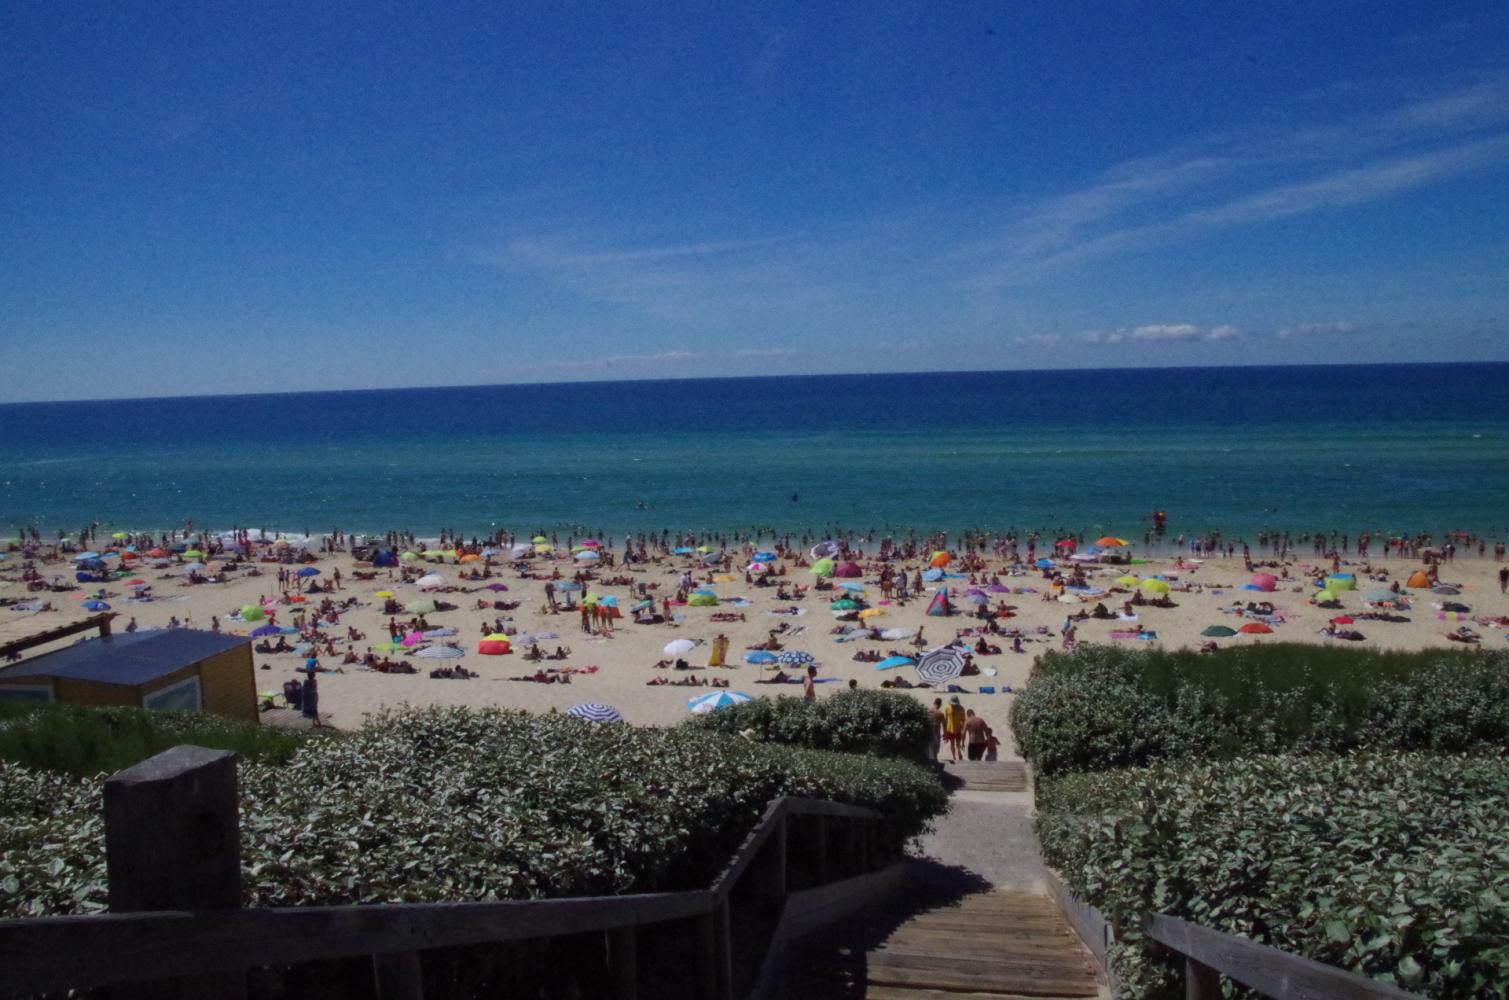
4 535 1506 730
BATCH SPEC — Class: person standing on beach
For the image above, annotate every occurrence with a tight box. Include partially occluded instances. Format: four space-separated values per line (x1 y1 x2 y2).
964 710 989 761
942 696 967 763
1500 566 1508 594
927 698 945 761
302 671 321 727
803 664 817 703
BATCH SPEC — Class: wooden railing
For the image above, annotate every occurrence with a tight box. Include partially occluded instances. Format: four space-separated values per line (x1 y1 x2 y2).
1146 913 1424 1000
0 745 895 999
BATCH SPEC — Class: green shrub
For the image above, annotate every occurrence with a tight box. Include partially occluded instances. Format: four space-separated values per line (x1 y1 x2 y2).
1011 645 1509 776
684 689 933 761
1038 752 1509 999
0 703 310 777
0 705 948 917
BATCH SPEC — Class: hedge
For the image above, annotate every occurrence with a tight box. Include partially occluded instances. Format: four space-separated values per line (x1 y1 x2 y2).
1010 645 1509 776
683 689 934 761
0 705 948 918
1037 752 1509 999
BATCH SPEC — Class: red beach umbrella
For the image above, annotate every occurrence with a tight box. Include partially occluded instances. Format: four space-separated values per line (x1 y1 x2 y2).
1238 622 1273 634
1329 616 1354 625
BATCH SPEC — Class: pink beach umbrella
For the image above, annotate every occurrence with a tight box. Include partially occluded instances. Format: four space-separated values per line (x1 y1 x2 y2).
402 631 424 647
1250 573 1277 592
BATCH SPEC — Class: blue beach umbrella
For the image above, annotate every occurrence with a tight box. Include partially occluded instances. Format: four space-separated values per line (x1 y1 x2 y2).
73 552 101 561
250 624 281 637
745 651 778 665
875 656 915 670
687 691 753 713
566 702 623 723
837 581 866 592
672 546 695 554
753 551 777 562
296 567 320 577
83 600 110 611
922 568 944 582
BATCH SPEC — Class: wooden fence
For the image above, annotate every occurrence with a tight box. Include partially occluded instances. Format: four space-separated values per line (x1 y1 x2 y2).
0 745 896 999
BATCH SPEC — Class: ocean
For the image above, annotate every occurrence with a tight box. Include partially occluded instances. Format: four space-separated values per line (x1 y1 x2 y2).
3 364 1508 542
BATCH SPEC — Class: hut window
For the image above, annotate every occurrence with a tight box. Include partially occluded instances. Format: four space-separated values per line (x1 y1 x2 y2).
143 676 202 713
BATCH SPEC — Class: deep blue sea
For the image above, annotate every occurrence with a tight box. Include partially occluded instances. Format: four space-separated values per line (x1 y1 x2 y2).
3 365 1508 541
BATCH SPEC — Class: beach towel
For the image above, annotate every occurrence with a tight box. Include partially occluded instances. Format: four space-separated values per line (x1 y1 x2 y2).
1109 630 1140 640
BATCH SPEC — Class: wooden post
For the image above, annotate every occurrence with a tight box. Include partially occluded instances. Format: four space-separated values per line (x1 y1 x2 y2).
372 951 424 1000
1184 957 1221 1000
103 745 244 999
607 925 638 1000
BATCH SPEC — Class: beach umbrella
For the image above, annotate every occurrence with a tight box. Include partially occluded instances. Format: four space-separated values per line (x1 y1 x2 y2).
73 552 101 561
415 645 465 659
296 567 320 578
251 624 281 637
1431 585 1461 595
484 583 509 592
745 651 778 665
778 650 814 667
83 600 110 611
1095 537 1129 548
922 567 943 582
532 536 548 544
110 531 128 540
811 541 839 559
1201 625 1237 638
405 599 437 615
1238 622 1273 635
574 550 600 561
810 557 835 578
916 647 966 684
672 546 694 554
834 561 863 578
1314 590 1337 603
375 590 395 599
459 554 480 563
240 604 266 621
1330 616 1355 625
1324 575 1356 592
417 573 446 590
875 655 914 670
1035 558 1055 569
829 599 860 611
836 581 866 592
1140 578 1170 594
753 551 777 562
567 702 622 723
183 549 204 559
1249 573 1277 592
664 639 697 656
930 551 950 568
125 578 147 586
689 592 718 606
1115 575 1139 587
480 547 500 557
747 562 771 574
687 691 753 714
510 543 533 558
146 548 168 558
1405 571 1431 588
424 627 458 638
400 551 419 562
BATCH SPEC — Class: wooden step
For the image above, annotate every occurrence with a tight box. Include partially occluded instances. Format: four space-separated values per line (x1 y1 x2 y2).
939 762 1028 792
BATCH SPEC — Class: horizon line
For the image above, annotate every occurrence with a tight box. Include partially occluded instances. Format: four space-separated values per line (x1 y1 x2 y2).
3 358 1507 407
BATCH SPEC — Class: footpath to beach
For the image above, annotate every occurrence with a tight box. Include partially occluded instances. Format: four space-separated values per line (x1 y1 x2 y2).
783 733 1104 999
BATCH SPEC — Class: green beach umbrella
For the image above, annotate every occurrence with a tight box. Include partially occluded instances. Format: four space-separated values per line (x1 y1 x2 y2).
1314 589 1337 603
830 599 860 611
1324 575 1356 591
688 592 718 606
405 599 437 615
532 535 548 543
110 531 128 540
400 551 419 562
183 549 204 559
1201 625 1237 637
1115 574 1139 587
811 557 835 577
240 604 265 621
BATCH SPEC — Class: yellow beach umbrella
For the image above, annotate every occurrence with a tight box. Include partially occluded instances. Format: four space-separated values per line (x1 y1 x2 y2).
484 633 511 642
1116 575 1139 587
375 590 394 599
532 536 548 543
1140 578 1170 594
534 543 552 554
857 608 884 618
1314 589 1337 603
459 553 480 563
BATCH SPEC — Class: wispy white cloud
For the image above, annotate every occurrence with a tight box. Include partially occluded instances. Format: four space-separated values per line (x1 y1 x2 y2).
1275 321 1359 339
967 79 1509 288
1014 323 1241 347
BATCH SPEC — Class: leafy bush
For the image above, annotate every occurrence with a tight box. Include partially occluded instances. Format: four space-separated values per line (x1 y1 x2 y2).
684 689 933 761
0 703 310 777
1038 752 1509 999
0 705 947 917
1011 645 1509 776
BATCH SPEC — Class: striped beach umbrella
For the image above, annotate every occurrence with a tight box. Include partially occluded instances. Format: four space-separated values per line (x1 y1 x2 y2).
777 650 814 667
415 645 465 659
916 647 966 684
566 702 623 723
687 691 753 714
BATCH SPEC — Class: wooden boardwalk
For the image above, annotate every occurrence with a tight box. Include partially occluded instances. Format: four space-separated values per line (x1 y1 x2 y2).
786 887 1100 998
941 760 1028 793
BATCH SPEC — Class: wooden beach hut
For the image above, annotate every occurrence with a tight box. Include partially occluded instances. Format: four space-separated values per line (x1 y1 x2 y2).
0 630 257 722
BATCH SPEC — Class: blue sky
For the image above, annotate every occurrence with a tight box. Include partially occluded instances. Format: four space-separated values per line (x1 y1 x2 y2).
2 2 1507 401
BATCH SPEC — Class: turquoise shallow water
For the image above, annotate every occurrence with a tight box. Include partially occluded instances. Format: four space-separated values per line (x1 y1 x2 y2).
2 364 1507 540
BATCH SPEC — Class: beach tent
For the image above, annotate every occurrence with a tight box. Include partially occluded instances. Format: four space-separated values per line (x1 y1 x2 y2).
1249 573 1277 592
417 573 446 590
925 590 952 617
1324 574 1356 592
688 592 718 607
477 637 512 655
834 561 863 578
1405 571 1431 589
371 549 398 567
810 558 835 578
1314 589 1338 603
